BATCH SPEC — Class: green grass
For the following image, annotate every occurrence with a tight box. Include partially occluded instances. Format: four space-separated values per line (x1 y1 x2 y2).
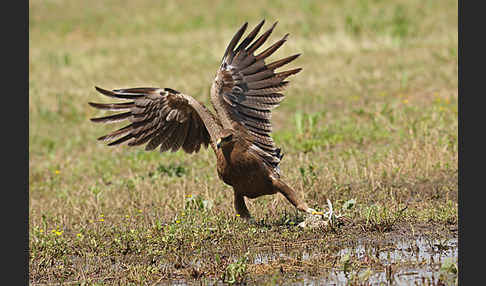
30 0 457 284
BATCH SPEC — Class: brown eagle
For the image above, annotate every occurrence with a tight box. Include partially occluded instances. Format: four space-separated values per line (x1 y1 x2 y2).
89 20 322 219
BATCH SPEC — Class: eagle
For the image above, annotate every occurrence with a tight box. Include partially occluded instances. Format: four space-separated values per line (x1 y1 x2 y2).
89 20 322 219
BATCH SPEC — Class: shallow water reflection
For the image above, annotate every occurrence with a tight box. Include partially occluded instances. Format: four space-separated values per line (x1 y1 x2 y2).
259 236 458 285
158 236 457 285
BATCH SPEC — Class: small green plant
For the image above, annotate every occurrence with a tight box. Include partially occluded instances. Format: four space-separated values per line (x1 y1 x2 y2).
362 203 406 232
341 253 352 276
294 111 322 136
342 198 357 211
184 195 213 212
439 257 458 285
345 15 362 36
440 257 458 275
391 5 411 40
299 164 318 188
155 163 187 178
291 111 325 152
223 253 248 284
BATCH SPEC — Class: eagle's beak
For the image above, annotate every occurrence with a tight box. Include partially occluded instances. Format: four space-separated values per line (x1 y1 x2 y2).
216 138 222 149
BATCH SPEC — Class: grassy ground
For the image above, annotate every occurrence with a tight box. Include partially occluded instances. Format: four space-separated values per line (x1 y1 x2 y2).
29 0 458 284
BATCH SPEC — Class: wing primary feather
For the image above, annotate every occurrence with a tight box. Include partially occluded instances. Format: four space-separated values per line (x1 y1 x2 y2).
275 68 302 80
254 34 289 61
246 68 301 90
244 82 288 95
266 54 301 70
239 59 266 75
239 97 281 111
113 87 160 93
97 124 134 142
88 102 134 111
245 93 284 103
234 19 265 54
107 133 134 146
244 68 275 82
90 111 132 123
223 22 248 64
94 86 146 99
276 68 303 78
246 21 278 54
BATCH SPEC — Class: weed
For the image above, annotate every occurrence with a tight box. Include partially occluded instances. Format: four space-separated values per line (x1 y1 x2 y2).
154 163 187 178
362 203 406 232
184 194 213 212
391 5 411 40
223 253 249 284
439 257 458 285
440 257 458 275
299 164 318 188
340 253 352 276
342 198 356 211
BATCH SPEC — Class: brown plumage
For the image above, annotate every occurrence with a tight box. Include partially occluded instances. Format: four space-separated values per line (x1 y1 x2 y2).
89 20 321 219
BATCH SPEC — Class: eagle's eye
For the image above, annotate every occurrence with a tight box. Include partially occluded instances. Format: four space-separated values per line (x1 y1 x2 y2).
223 134 233 141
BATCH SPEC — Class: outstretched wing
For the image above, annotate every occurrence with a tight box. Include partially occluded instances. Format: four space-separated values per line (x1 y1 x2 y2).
89 86 222 153
211 20 301 171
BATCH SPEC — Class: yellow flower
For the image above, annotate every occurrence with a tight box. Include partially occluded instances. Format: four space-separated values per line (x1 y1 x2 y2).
186 194 192 198
402 99 409 104
125 215 130 218
76 233 82 238
176 220 180 224
98 218 104 222
55 230 63 236
39 229 44 233
236 214 240 217
181 212 185 216
55 170 60 175
138 209 143 213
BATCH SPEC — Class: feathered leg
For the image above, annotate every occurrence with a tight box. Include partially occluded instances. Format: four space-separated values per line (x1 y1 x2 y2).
234 191 252 219
272 178 323 215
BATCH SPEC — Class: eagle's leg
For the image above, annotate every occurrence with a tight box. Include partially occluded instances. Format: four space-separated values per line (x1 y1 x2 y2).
272 179 323 215
234 191 252 219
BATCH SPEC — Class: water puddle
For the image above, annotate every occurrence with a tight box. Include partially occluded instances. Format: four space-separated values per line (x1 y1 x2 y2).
156 236 458 285
335 236 457 265
253 236 458 285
